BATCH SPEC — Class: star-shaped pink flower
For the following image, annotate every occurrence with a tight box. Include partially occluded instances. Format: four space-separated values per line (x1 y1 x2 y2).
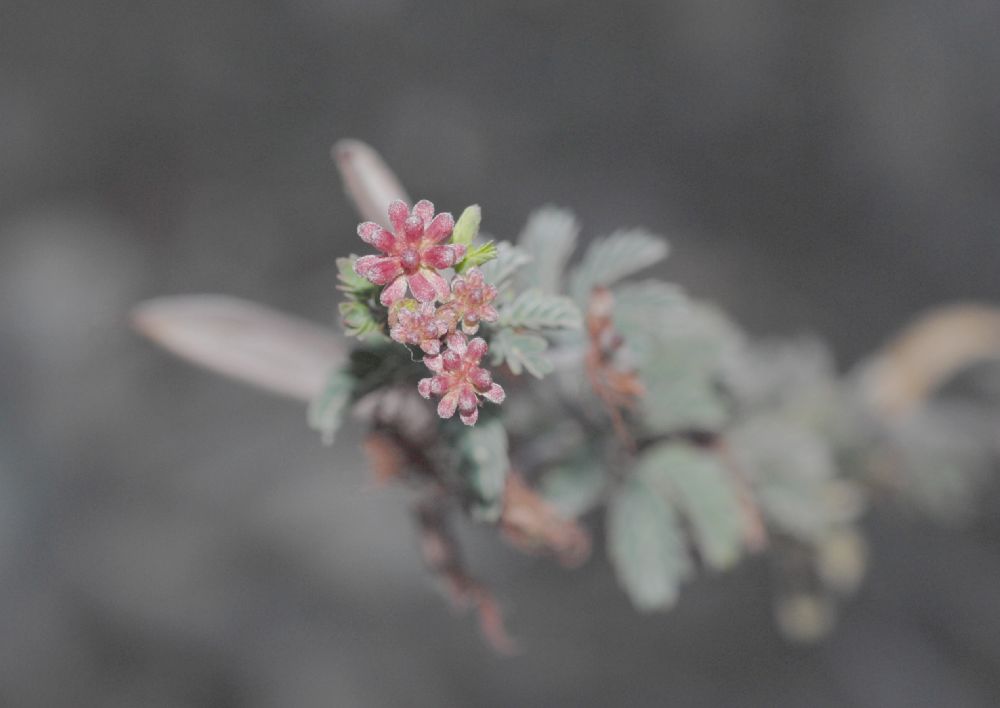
388 300 450 355
418 333 505 426
353 200 467 306
444 267 499 335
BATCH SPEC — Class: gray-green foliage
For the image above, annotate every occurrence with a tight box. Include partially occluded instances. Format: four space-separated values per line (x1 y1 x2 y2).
640 442 746 570
516 207 579 294
479 241 532 290
336 256 385 340
614 281 739 432
308 368 355 445
322 191 1000 637
456 240 498 273
457 420 510 522
569 229 669 304
609 442 748 611
451 205 481 247
490 328 553 378
608 475 692 611
498 289 582 330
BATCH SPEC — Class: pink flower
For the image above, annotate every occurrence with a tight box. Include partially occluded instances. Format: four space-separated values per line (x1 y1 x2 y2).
418 333 505 426
443 268 499 335
388 300 450 354
353 200 467 306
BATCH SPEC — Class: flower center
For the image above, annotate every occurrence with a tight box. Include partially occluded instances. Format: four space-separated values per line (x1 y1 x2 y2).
400 248 420 273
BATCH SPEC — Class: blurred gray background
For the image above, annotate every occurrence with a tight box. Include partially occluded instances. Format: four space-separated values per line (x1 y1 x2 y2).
2 1 1000 706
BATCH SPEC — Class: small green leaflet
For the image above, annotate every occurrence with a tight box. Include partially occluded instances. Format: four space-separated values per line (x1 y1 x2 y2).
339 300 384 340
490 328 553 378
569 229 669 304
479 241 532 289
498 289 582 330
608 476 691 611
456 240 498 274
337 255 386 340
637 443 745 571
458 420 510 522
451 204 482 247
307 368 355 445
516 207 579 294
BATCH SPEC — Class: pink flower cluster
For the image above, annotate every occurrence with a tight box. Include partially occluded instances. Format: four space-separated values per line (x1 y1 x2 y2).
354 200 504 425
419 333 505 426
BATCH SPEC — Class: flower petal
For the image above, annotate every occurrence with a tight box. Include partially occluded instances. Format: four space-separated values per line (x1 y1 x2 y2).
412 199 435 224
407 270 437 302
379 275 409 306
417 378 433 398
437 390 459 419
425 212 455 243
357 221 381 243
371 227 398 253
422 245 460 269
466 337 488 362
470 367 492 391
482 383 505 404
422 269 451 301
403 215 424 244
424 355 443 373
429 375 449 394
364 256 403 285
445 332 467 356
389 325 407 344
353 254 379 278
420 339 441 355
458 386 478 414
460 408 479 426
480 305 499 323
388 200 409 232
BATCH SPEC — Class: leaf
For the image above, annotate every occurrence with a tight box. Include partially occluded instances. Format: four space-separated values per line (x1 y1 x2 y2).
611 280 686 340
339 300 385 340
569 229 669 304
638 443 745 570
614 282 739 432
451 204 482 247
516 206 579 294
638 340 730 431
727 417 842 543
332 140 410 229
607 476 691 611
539 454 607 518
307 368 355 445
490 328 553 378
458 420 510 522
456 241 497 274
479 241 532 290
498 289 583 330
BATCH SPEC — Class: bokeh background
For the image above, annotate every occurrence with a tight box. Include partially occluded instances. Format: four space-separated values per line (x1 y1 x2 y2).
3 1 1000 706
